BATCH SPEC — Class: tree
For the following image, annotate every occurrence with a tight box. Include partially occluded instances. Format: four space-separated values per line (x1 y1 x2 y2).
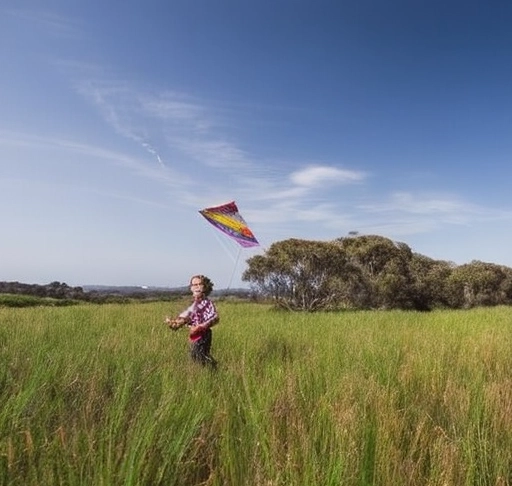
409 254 455 310
243 235 512 312
242 238 356 311
335 235 417 309
446 261 512 308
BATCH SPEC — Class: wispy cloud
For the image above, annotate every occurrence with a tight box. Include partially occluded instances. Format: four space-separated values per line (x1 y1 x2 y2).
6 8 82 39
364 192 472 216
76 80 169 168
167 137 252 169
356 191 512 235
0 129 188 193
140 92 213 133
75 79 254 173
234 164 367 205
290 165 366 187
63 70 512 242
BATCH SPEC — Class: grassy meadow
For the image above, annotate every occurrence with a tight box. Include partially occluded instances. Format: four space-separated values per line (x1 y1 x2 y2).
1 301 511 485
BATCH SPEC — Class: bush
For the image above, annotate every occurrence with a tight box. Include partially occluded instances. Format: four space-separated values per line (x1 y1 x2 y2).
0 293 79 308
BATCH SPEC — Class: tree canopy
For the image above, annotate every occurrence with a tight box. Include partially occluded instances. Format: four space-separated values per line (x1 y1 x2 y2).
242 235 512 311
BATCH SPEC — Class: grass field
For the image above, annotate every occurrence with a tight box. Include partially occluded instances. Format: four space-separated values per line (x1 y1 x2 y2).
1 301 511 485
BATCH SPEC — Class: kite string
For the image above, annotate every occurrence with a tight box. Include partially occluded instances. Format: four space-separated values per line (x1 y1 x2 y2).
207 224 238 264
204 223 243 288
227 247 242 290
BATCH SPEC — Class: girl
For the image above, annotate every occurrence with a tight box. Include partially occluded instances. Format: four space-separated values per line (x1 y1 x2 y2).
166 275 219 368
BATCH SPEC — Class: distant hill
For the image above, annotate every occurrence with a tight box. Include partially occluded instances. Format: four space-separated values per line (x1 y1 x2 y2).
82 285 253 298
0 281 254 303
82 285 188 295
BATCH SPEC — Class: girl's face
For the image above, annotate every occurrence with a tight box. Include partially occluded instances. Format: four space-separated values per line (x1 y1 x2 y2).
190 277 204 298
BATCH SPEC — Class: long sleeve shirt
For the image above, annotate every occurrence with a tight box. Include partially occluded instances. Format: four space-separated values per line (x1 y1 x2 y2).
179 298 219 341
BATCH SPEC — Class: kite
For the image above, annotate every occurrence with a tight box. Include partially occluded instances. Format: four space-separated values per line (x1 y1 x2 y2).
199 201 259 248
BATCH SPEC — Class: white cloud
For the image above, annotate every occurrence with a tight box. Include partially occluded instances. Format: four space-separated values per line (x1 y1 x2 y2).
290 165 366 187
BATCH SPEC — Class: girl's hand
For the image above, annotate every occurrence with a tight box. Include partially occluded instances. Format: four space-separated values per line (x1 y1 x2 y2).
166 316 188 330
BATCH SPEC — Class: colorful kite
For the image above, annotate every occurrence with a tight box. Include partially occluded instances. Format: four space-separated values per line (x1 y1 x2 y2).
199 201 259 248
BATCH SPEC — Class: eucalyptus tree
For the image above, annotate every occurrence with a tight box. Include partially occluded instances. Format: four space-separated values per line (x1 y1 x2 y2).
446 261 512 308
242 238 358 311
334 235 417 309
409 254 455 309
243 234 512 311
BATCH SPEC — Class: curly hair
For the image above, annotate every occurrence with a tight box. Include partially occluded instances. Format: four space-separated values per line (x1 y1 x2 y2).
190 274 214 296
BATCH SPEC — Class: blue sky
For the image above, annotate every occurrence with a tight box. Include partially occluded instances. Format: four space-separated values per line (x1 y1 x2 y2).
1 1 511 289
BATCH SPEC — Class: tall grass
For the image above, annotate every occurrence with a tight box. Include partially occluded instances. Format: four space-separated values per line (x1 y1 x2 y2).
1 302 511 485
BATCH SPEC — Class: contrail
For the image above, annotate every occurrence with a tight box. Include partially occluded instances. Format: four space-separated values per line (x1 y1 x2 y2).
141 141 165 169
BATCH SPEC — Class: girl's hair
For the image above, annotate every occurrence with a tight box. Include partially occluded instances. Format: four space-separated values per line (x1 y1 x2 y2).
190 274 214 296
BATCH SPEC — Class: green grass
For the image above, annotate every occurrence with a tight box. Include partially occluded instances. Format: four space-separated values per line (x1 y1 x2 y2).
1 302 512 485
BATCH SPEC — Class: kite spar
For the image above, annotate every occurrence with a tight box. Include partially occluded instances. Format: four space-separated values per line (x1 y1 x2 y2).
199 201 259 287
